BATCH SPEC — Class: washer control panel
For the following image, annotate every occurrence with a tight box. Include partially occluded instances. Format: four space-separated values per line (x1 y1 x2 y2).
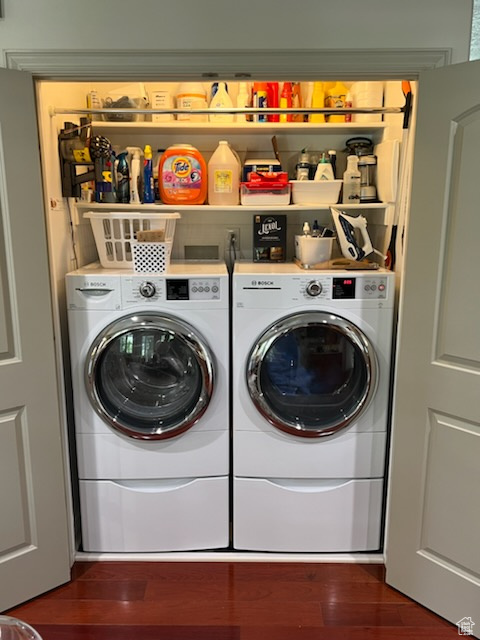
122 276 222 304
166 278 221 301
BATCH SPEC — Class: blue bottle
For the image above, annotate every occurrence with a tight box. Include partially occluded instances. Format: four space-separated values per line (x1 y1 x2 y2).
116 151 130 203
142 145 155 203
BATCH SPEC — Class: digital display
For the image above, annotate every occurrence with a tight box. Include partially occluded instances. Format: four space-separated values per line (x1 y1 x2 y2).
166 279 189 300
333 277 356 299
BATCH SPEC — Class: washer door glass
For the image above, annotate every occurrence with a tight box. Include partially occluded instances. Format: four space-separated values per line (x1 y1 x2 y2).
247 311 377 437
86 313 215 440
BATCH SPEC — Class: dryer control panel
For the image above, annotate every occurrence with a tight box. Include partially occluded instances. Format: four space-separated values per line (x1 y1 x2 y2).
300 275 389 300
234 267 395 310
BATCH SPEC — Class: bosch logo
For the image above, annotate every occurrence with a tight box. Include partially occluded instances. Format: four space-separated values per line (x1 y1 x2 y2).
88 281 107 287
252 280 274 286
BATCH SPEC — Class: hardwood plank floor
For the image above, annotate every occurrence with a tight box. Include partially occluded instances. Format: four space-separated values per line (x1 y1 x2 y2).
5 562 458 639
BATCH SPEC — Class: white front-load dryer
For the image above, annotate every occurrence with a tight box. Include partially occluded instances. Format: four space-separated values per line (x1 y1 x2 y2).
66 261 229 552
232 262 395 552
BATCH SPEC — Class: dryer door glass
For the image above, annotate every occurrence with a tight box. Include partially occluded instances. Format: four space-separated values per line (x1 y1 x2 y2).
247 311 377 437
86 313 214 440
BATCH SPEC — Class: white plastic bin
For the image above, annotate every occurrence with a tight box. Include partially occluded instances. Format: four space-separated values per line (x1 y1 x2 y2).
84 211 180 268
295 235 335 265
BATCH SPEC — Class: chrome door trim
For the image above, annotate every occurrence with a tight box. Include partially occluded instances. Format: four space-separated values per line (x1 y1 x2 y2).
246 311 377 438
85 313 215 440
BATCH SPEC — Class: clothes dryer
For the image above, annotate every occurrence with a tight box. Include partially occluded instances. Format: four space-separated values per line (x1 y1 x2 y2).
232 262 395 552
66 261 229 552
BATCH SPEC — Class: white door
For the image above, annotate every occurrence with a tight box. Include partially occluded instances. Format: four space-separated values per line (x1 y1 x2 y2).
0 68 71 611
386 59 480 632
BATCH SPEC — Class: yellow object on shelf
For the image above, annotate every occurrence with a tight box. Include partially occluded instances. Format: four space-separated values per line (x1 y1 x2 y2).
309 82 325 123
326 81 349 123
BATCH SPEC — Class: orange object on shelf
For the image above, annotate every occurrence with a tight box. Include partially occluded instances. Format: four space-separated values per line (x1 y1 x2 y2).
159 144 207 204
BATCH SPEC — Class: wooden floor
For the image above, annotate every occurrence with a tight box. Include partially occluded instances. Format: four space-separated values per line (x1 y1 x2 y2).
6 561 458 639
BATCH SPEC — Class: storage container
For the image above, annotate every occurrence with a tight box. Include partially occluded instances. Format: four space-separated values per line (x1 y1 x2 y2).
291 179 342 205
241 172 291 206
295 235 335 266
101 83 149 122
84 211 180 268
241 183 291 205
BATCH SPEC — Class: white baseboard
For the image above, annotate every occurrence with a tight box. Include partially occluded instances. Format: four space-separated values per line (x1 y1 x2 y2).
75 551 384 563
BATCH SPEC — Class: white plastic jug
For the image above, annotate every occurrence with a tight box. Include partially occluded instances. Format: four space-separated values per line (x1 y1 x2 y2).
208 141 240 205
209 82 234 122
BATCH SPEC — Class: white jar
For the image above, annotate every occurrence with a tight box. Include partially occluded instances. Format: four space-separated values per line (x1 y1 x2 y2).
176 83 208 122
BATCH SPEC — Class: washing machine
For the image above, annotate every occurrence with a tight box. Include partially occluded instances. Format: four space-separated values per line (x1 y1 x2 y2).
232 261 395 552
66 261 229 552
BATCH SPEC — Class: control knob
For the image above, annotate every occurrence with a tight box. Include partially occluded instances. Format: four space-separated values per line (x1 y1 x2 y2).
139 281 156 298
305 280 323 297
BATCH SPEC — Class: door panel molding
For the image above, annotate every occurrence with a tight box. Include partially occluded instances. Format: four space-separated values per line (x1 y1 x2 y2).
4 48 452 80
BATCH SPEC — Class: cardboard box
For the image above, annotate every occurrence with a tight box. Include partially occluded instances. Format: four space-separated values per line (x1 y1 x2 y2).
253 214 286 262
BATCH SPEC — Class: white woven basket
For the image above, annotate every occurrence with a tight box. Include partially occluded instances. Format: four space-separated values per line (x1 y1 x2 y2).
84 211 180 268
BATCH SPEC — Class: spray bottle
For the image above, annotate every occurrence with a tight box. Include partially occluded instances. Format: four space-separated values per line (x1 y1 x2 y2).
142 144 155 203
152 148 164 201
252 82 268 122
342 155 361 204
328 149 337 178
296 149 310 181
126 146 143 204
116 151 130 203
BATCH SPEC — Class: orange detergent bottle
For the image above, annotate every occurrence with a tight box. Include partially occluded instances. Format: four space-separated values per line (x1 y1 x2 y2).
159 144 207 204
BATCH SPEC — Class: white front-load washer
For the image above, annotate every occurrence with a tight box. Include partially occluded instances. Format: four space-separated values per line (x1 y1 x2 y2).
66 261 229 552
232 262 395 552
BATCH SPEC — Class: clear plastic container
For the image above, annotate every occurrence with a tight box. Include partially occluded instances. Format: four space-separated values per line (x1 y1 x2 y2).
0 616 43 640
240 182 291 205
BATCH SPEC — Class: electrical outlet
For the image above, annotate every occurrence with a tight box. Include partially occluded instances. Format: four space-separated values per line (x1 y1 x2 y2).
224 227 240 250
